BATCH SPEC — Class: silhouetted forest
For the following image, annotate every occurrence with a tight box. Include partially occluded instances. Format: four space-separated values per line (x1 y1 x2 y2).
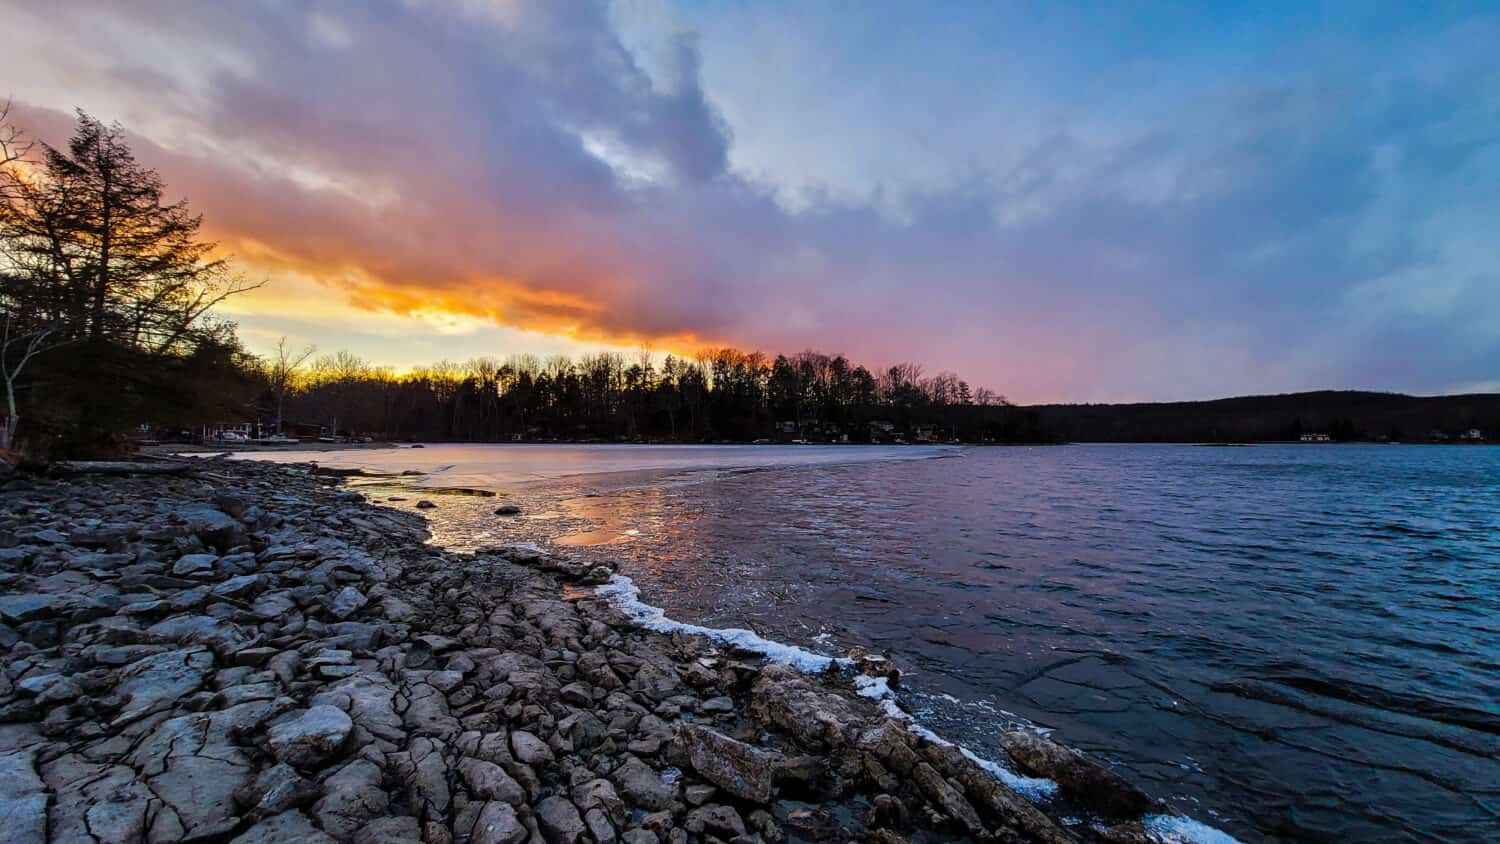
260 348 1030 445
1029 391 1499 444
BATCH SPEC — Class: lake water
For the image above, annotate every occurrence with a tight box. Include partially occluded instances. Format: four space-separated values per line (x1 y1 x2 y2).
245 443 1500 842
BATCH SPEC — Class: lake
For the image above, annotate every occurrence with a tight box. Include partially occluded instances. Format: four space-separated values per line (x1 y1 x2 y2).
244 443 1500 842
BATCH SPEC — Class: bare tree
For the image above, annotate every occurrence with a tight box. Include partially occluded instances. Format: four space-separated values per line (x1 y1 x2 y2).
0 100 32 202
267 336 315 434
0 316 64 450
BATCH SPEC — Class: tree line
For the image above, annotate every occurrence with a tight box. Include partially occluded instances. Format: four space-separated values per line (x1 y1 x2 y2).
1 108 1037 455
259 346 1032 445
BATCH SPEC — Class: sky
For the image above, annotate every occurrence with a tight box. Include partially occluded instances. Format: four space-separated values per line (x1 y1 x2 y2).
3 0 1497 403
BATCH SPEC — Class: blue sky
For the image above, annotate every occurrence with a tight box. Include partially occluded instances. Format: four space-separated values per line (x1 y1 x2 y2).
5 0 1497 401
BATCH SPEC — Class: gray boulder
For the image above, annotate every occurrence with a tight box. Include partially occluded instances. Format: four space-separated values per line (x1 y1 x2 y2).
267 705 353 768
681 725 781 804
0 748 47 844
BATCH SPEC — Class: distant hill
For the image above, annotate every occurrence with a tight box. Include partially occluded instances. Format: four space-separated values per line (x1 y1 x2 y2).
1020 390 1499 443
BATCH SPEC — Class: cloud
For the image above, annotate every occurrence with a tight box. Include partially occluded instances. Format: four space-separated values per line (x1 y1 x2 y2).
4 0 1497 401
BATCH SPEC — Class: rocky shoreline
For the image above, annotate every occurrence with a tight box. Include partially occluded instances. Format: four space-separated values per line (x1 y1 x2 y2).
0 457 1196 844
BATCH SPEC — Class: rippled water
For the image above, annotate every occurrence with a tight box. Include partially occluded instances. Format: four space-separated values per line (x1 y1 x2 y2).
253 443 1500 841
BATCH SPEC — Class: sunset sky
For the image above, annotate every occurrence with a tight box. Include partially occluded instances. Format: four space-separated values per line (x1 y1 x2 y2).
5 1 1497 402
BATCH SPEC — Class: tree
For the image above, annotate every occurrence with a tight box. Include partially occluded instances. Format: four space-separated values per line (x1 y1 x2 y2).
0 316 61 450
0 110 261 453
267 336 316 434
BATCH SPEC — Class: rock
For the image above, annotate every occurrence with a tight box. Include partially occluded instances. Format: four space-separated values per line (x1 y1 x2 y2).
584 807 617 844
237 763 320 817
235 646 280 667
403 680 460 738
267 705 353 768
1001 730 1154 818
912 762 985 836
750 664 863 751
612 756 676 811
146 613 258 658
510 729 554 765
469 801 528 844
177 505 246 551
41 754 153 843
329 586 369 619
493 505 521 516
213 573 266 599
172 553 220 576
685 804 746 837
416 500 437 509
355 816 424 844
313 758 390 838
536 795 587 844
394 736 451 821
131 712 256 840
0 748 47 844
572 777 625 822
459 756 526 805
681 725 781 804
229 810 337 843
313 672 404 744
111 646 216 725
698 696 734 713
0 594 71 625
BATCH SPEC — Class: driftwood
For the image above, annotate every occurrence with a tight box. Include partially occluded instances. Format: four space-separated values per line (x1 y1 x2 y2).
52 460 194 476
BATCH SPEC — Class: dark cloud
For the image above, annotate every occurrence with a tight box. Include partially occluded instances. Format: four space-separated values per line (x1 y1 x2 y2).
5 0 1497 400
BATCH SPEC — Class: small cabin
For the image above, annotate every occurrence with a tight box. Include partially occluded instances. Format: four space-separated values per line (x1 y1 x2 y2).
1299 432 1331 442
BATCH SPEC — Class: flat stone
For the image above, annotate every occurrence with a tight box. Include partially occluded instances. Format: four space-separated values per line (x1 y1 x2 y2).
681 725 780 803
355 816 423 844
42 754 153 843
146 613 257 658
212 574 265 599
267 705 353 768
313 758 389 838
132 712 256 840
111 646 216 725
173 553 220 576
230 810 336 843
393 736 450 822
0 748 47 844
0 594 71 625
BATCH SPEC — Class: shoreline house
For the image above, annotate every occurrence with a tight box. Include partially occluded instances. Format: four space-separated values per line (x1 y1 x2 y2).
1299 432 1332 442
1460 428 1485 443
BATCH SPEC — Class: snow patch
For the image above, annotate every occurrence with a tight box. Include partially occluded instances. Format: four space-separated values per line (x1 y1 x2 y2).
1144 814 1244 844
595 575 850 673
